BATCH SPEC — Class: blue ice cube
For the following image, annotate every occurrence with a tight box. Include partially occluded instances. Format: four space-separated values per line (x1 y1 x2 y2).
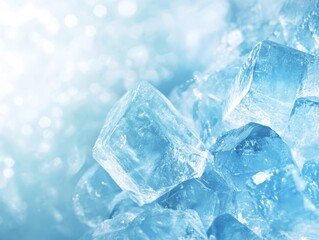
284 97 319 168
302 160 319 209
211 123 304 237
224 41 316 133
72 165 122 228
207 214 260 240
158 177 234 230
93 81 207 205
91 208 207 239
212 123 294 190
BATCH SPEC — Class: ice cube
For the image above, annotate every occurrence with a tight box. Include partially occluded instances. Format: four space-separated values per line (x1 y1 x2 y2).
224 41 316 133
212 123 294 189
93 81 207 205
207 214 260 240
211 123 304 237
158 177 234 230
283 97 319 168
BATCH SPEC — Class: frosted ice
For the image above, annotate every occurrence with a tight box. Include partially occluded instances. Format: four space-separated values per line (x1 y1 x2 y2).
224 41 317 133
93 81 207 205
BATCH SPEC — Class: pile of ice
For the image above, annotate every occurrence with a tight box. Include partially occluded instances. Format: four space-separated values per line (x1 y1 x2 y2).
73 1 319 239
1 0 319 239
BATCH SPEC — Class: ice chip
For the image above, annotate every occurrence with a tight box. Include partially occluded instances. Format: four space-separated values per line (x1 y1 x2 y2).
224 41 316 133
93 81 207 205
207 214 260 240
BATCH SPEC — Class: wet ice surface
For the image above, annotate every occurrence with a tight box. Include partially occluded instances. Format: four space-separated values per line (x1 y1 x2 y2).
1 0 319 239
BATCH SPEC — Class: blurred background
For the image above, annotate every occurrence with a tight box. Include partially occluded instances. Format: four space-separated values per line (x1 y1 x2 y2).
0 0 286 239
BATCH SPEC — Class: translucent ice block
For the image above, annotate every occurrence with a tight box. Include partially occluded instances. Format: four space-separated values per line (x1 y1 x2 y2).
224 41 316 133
207 214 260 240
93 81 207 205
212 123 295 190
283 97 319 168
211 123 304 237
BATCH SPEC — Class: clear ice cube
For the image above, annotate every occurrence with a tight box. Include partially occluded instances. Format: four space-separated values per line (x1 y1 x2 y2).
93 81 207 205
224 41 316 133
211 123 304 237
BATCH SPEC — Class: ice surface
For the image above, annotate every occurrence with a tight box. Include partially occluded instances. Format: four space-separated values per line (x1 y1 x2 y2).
158 176 234 230
93 81 207 205
224 41 316 133
90 208 207 240
72 165 122 227
283 97 319 168
279 0 319 54
207 214 260 240
170 62 241 146
211 123 304 237
302 160 319 209
212 123 294 189
281 220 319 239
228 0 286 55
